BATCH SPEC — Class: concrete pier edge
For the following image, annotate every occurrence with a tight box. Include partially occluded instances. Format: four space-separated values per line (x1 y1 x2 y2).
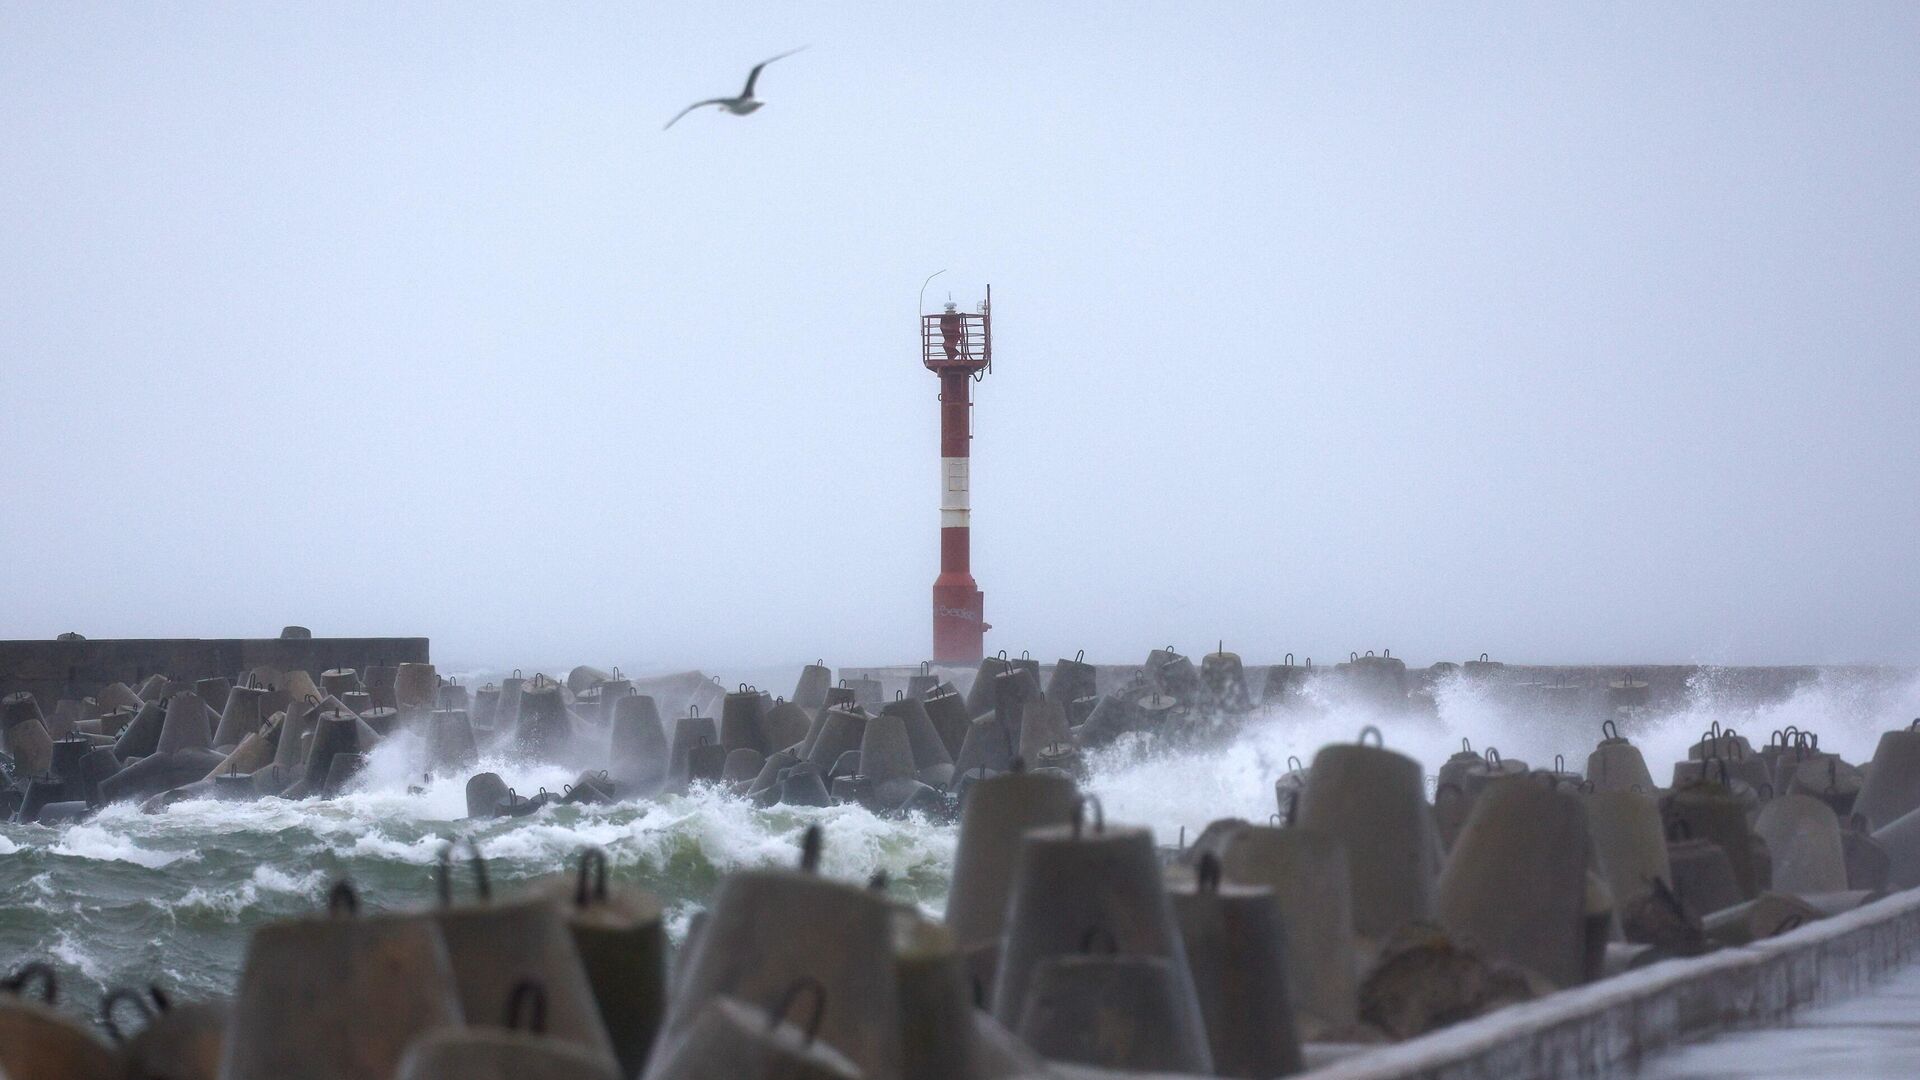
1290 887 1920 1080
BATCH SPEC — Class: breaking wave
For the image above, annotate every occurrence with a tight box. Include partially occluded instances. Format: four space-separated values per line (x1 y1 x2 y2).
2 664 1913 1004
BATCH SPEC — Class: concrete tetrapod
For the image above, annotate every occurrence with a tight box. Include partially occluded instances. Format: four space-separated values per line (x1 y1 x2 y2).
1586 719 1657 795
945 765 1079 953
1044 651 1097 710
645 988 861 1080
953 717 1017 778
720 685 770 756
221 882 463 1080
610 694 670 793
1015 953 1214 1075
1869 801 1920 890
1016 698 1071 763
1296 727 1438 942
989 798 1204 1042
0 962 117 1080
1585 787 1672 914
98 986 226 1080
514 677 577 761
922 682 972 763
1220 824 1359 1036
1437 775 1597 989
1854 721 1920 830
540 852 667 1079
1663 778 1764 899
211 684 268 750
1753 794 1848 895
394 1021 621 1080
792 662 833 712
1198 648 1254 714
965 654 1013 717
664 829 904 1079
393 662 439 713
804 707 867 774
428 844 616 1065
892 912 980 1080
665 711 721 790
1170 853 1302 1078
762 698 815 754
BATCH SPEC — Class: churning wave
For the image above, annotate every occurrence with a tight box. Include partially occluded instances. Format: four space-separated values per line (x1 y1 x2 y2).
2 664 1914 1004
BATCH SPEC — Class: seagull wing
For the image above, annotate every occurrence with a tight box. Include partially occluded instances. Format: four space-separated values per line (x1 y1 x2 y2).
741 45 807 98
664 98 735 130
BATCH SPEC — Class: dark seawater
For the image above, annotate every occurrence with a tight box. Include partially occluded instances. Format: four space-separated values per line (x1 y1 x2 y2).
3 666 1914 1014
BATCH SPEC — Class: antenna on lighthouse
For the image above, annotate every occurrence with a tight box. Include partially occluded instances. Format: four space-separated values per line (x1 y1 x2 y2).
921 283 994 663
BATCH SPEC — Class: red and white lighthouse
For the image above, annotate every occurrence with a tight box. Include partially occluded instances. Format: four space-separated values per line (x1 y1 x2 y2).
922 287 993 663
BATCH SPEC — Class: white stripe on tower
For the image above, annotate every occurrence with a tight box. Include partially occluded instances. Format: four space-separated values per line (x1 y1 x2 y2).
941 457 970 528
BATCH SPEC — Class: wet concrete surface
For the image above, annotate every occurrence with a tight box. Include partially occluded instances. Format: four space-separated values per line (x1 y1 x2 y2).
1636 960 1920 1079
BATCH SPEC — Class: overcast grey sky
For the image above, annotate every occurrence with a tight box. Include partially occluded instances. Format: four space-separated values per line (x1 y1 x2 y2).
2 3 1916 669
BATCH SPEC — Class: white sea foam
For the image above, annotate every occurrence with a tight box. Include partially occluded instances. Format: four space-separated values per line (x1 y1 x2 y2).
1086 666 1920 841
47 820 198 868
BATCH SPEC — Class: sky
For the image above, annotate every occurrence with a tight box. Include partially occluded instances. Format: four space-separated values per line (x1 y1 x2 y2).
2 3 1916 670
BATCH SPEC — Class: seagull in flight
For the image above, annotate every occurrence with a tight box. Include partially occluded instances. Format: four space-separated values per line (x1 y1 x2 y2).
664 47 807 130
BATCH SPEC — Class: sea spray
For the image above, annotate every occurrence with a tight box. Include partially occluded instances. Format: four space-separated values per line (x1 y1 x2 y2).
3 665 1914 1006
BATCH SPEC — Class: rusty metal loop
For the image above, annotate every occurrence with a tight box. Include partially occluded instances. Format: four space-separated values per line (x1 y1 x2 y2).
327 879 359 917
1603 718 1621 741
799 824 823 873
574 847 609 907
1484 746 1503 766
504 979 548 1034
1075 650 1086 663
1071 794 1105 837
1358 725 1383 748
767 976 828 1043
1 961 57 1004
100 986 159 1043
1196 851 1222 894
435 839 490 906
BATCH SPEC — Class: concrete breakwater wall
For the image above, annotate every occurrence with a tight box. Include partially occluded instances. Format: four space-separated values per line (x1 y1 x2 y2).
1054 880 1920 1080
0 635 429 704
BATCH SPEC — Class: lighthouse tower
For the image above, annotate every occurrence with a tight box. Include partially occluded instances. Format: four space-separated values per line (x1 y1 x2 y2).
922 287 993 664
